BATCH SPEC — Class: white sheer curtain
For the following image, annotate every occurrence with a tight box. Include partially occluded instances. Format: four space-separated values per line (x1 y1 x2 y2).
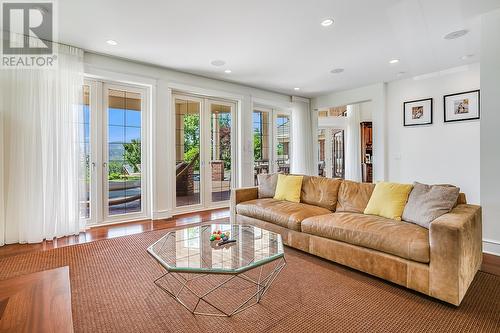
0 43 84 245
344 104 362 182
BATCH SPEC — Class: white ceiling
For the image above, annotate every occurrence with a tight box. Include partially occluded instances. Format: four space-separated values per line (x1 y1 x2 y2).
58 0 500 97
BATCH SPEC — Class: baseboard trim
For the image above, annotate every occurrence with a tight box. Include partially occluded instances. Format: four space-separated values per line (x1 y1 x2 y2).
152 210 173 220
483 239 500 256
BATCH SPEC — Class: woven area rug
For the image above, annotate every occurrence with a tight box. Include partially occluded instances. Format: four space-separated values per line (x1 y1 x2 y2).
0 227 499 333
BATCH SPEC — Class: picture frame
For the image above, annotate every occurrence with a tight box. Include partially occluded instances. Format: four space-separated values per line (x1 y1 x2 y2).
443 90 480 123
403 98 433 126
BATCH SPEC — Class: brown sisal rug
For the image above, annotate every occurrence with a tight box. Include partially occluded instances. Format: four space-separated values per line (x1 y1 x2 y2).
0 227 499 333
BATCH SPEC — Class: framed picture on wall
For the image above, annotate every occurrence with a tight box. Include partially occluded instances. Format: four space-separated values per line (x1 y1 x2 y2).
403 98 433 126
443 90 480 122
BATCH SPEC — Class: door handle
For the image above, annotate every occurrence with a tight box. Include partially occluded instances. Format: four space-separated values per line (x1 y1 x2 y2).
103 162 108 168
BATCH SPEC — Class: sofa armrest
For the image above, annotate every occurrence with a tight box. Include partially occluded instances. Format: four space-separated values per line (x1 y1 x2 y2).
232 187 259 206
429 204 482 305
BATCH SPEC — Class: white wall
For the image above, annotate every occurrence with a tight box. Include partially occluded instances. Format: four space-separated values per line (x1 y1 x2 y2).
480 9 500 255
83 52 308 219
386 63 480 204
359 101 373 122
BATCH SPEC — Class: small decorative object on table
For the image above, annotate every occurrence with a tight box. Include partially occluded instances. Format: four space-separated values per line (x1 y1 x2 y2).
210 230 229 241
210 230 236 248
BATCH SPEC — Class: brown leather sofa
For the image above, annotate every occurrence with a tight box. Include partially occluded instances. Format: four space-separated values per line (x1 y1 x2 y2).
233 176 482 306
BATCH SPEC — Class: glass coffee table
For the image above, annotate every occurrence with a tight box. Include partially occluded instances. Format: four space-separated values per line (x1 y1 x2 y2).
147 223 286 317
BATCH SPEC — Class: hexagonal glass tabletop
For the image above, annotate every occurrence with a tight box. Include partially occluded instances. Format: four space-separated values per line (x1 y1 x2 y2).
147 224 284 274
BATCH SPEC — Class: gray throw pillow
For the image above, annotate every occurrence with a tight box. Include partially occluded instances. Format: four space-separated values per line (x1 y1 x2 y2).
402 182 460 228
257 173 279 198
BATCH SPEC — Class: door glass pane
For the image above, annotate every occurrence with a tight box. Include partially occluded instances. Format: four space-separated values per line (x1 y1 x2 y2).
332 130 345 178
318 129 326 177
79 85 91 219
107 89 142 215
253 111 270 185
210 103 232 202
276 114 290 174
175 98 201 207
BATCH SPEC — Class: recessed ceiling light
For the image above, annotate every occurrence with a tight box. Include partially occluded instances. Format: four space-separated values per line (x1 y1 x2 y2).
444 29 468 40
460 54 474 60
224 69 232 74
294 87 300 91
389 59 399 64
321 18 334 27
106 39 118 46
330 68 344 74
210 59 226 67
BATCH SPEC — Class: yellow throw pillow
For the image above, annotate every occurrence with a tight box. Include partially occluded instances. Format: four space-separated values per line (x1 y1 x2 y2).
364 182 413 220
274 174 303 203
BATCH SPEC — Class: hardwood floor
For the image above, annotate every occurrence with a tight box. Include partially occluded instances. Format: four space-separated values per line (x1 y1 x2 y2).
0 208 498 277
482 253 500 277
0 208 230 260
0 267 73 332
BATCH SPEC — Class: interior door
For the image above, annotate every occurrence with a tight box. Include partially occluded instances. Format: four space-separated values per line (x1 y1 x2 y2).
103 83 147 221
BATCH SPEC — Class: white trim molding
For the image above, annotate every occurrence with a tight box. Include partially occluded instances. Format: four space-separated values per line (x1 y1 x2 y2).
483 238 500 256
291 95 310 104
168 82 245 102
152 210 173 220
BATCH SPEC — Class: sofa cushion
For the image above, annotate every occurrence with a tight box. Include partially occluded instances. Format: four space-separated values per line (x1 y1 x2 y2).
236 198 331 231
257 173 279 198
301 176 342 211
364 182 413 221
402 182 460 228
301 212 430 263
274 174 303 203
336 180 375 213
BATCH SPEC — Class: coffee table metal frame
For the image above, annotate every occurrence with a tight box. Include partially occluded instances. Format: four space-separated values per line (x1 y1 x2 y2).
147 224 286 317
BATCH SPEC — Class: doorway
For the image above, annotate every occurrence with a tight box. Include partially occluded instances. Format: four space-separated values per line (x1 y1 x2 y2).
317 102 373 182
317 128 345 179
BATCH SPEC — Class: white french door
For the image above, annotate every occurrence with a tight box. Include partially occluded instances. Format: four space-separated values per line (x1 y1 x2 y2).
173 93 236 213
252 107 292 184
82 79 149 226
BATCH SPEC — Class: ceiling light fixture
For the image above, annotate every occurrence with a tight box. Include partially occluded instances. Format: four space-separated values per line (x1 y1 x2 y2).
389 59 399 64
321 18 334 27
330 68 344 74
224 69 232 74
294 87 300 91
210 59 226 67
460 54 474 60
106 39 118 46
444 29 468 40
